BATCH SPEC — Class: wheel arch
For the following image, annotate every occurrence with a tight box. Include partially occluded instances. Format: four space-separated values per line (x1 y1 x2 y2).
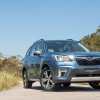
41 64 50 70
40 61 55 73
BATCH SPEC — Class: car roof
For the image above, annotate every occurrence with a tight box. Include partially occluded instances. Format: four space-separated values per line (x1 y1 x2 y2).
45 39 78 43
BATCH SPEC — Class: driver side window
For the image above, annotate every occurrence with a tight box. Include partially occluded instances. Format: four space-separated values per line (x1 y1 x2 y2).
35 42 43 53
29 43 36 56
29 42 43 56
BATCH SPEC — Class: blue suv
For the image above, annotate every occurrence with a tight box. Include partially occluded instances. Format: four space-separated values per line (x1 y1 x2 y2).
22 39 100 91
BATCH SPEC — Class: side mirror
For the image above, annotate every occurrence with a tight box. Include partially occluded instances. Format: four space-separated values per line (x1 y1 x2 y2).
33 51 42 56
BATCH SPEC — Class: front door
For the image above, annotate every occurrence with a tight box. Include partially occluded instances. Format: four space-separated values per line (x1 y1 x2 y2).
29 41 43 79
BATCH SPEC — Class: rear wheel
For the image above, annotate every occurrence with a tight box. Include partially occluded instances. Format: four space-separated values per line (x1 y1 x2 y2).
23 70 33 89
89 82 100 89
40 69 57 91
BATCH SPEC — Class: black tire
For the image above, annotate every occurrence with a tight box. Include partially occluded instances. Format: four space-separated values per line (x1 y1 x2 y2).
89 82 100 89
54 82 70 90
23 70 33 89
40 68 57 91
61 83 71 88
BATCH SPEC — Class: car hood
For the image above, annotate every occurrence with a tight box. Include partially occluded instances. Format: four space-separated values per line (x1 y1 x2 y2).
71 52 100 57
50 52 100 57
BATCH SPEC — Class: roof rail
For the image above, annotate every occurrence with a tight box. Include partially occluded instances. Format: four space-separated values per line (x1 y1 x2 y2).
66 39 78 42
66 39 74 41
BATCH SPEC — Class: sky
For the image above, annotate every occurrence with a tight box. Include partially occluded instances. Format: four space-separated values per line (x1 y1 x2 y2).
0 0 100 57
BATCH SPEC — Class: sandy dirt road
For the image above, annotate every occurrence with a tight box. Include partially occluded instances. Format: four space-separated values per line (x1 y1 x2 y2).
0 82 100 100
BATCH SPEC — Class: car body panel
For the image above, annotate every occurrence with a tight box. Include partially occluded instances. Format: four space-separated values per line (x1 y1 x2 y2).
22 39 100 83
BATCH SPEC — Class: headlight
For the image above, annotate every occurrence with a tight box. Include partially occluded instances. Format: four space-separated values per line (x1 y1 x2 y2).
54 55 74 62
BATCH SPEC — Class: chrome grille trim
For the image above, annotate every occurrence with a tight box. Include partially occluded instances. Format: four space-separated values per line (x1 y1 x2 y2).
76 56 100 66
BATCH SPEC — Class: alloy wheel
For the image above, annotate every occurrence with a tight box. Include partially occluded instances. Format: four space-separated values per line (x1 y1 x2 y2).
41 69 55 90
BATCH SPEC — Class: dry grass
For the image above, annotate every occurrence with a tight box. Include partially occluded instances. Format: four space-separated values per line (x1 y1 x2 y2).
0 71 20 91
0 56 22 91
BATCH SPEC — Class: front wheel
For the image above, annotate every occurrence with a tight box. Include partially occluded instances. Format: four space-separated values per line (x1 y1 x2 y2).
40 69 57 91
89 82 100 89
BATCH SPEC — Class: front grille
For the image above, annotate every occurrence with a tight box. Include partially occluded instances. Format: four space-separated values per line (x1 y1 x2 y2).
76 57 100 66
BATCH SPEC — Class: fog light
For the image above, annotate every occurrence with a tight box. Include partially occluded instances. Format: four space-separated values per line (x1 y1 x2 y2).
58 69 67 77
61 72 65 77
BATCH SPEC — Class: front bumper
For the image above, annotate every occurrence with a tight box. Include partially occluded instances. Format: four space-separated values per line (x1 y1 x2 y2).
71 76 100 82
53 64 100 83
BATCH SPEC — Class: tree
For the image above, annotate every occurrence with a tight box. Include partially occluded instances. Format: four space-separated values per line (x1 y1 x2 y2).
81 27 100 51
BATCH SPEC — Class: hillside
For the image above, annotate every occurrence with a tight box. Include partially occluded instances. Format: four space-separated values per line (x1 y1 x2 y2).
81 26 100 51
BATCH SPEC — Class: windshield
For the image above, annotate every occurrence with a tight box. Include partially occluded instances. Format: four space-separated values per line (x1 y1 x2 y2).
47 41 89 53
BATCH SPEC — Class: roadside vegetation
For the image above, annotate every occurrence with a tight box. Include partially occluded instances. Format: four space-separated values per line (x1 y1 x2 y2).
0 55 22 91
81 26 100 51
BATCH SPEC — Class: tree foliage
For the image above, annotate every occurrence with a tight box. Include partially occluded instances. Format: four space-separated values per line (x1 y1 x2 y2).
81 27 100 51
